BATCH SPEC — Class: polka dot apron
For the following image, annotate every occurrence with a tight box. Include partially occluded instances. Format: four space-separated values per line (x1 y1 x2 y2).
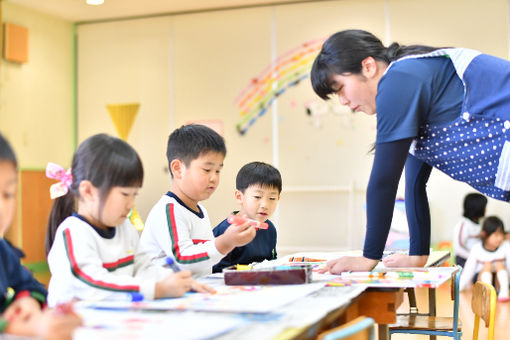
393 48 510 201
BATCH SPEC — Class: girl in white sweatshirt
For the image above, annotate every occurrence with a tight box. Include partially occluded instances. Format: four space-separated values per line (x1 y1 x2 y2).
459 216 510 302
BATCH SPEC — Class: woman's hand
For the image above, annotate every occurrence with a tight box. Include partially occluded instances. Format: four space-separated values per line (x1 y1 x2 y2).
317 256 378 274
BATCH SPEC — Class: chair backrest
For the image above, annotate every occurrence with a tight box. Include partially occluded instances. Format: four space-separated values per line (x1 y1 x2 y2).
471 281 496 340
317 316 375 340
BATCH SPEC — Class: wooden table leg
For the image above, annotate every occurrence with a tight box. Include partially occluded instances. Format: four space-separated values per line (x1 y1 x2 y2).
378 324 389 340
429 287 437 340
406 288 419 314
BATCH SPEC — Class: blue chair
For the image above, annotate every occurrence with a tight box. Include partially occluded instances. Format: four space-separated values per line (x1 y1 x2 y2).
317 316 375 340
389 267 462 339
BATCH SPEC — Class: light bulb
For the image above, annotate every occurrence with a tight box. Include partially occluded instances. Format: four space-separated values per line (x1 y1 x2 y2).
86 0 104 5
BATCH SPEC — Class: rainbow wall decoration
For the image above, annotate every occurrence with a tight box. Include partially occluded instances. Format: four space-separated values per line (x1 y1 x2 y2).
235 37 326 135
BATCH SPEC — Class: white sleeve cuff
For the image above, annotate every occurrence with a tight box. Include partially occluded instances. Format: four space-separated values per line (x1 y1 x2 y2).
139 279 156 300
206 240 224 263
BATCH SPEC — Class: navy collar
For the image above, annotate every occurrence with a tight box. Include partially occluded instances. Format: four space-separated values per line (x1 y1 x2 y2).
72 212 116 239
166 191 204 218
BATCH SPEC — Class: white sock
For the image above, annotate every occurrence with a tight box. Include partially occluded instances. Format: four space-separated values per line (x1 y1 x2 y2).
480 271 493 285
497 270 509 298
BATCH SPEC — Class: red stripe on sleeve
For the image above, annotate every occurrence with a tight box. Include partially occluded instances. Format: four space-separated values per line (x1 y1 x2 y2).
167 203 210 262
63 229 139 292
102 255 135 269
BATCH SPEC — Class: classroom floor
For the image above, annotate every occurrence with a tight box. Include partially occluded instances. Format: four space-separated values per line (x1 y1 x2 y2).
390 283 507 340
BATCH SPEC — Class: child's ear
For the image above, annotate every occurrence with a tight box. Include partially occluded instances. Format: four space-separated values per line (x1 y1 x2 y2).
234 189 243 204
78 180 98 202
170 159 184 179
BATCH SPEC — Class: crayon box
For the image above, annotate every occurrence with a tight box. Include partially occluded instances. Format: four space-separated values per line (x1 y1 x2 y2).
223 264 313 285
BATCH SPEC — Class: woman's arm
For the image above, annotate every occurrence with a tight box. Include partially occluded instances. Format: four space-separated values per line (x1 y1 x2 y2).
404 153 433 255
363 138 413 260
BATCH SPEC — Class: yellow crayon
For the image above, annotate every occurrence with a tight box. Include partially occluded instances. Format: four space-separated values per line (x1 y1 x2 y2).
236 264 252 271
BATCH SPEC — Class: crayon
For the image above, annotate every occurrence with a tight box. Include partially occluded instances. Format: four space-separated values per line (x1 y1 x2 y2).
165 257 182 272
236 264 252 271
227 214 269 229
288 257 326 262
326 282 351 287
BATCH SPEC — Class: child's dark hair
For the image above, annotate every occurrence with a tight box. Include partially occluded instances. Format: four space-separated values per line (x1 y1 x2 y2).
236 162 282 193
0 133 17 168
311 29 442 100
166 124 226 178
481 216 505 241
463 193 487 222
45 134 144 254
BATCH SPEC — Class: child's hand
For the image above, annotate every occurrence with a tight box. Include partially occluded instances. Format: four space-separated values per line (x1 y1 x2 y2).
155 270 194 298
5 307 81 340
191 279 216 294
225 221 257 246
215 220 256 254
37 308 82 340
4 296 41 323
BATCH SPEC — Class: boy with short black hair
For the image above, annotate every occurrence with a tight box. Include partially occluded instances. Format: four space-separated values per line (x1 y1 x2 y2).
139 124 256 278
213 161 281 273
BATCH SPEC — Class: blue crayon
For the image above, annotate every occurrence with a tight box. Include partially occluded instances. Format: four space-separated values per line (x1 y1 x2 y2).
165 257 182 272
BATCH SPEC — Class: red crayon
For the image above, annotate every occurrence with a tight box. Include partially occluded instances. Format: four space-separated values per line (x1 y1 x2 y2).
227 214 269 229
289 257 326 262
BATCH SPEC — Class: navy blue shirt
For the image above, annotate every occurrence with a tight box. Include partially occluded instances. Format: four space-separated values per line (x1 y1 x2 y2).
0 239 47 313
364 57 464 260
376 56 463 143
212 216 277 273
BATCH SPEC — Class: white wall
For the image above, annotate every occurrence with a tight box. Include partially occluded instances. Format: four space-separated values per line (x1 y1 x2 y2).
0 2 74 168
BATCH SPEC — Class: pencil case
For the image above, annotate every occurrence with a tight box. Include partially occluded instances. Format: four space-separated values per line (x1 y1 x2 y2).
223 264 313 285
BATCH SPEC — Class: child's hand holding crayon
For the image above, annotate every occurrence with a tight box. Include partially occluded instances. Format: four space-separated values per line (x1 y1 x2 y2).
215 215 257 255
155 270 195 298
227 214 269 229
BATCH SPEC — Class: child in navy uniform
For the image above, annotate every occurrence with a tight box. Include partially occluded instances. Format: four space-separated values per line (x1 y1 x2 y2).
213 162 281 273
0 133 81 339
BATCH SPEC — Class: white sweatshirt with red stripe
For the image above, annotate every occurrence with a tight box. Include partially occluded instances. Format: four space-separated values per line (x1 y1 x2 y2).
453 217 482 260
47 215 159 307
459 240 510 291
138 192 224 278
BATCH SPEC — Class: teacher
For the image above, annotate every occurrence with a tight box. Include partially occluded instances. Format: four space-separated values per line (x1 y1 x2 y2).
311 29 510 273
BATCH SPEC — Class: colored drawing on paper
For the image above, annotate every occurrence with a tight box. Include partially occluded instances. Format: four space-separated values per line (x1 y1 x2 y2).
235 37 327 135
325 266 457 289
74 308 246 340
76 283 324 314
